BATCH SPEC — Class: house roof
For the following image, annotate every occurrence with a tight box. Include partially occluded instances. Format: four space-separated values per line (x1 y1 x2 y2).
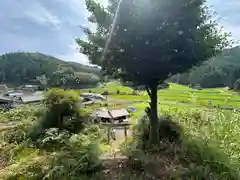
91 108 129 119
109 109 129 118
91 109 112 118
20 95 44 103
0 96 13 103
6 92 24 97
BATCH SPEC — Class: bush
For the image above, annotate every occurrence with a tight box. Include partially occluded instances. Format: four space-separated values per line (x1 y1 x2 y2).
102 90 108 95
132 114 182 149
2 125 28 144
2 127 105 180
132 91 138 95
0 105 42 123
44 134 103 179
82 125 108 144
37 128 71 150
104 103 108 107
158 82 170 90
28 89 86 140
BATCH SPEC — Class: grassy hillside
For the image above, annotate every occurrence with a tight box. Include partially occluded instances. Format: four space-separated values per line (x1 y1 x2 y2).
0 52 101 88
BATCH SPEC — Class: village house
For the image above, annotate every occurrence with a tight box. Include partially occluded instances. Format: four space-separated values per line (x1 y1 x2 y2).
18 95 45 104
4 91 24 98
91 108 129 123
0 96 14 109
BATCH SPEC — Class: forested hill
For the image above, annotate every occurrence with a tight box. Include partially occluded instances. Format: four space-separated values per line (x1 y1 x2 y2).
169 46 240 89
0 52 101 88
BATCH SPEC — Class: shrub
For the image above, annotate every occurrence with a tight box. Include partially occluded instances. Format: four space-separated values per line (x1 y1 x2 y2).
2 125 28 144
158 82 170 90
44 134 103 179
132 114 182 149
116 90 120 94
2 127 105 180
82 125 108 144
37 128 71 150
102 90 108 95
0 105 41 123
28 89 86 140
132 91 138 95
104 103 108 107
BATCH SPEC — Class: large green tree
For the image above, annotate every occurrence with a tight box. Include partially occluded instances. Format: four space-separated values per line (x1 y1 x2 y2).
77 0 229 144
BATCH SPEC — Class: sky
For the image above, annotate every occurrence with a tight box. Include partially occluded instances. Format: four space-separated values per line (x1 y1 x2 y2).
0 0 240 65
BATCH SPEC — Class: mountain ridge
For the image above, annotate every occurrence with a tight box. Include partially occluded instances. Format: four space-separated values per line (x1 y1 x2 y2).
0 52 101 88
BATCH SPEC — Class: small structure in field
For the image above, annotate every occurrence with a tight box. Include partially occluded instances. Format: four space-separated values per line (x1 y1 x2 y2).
80 93 106 100
128 106 136 112
91 108 129 123
192 84 202 90
22 84 38 92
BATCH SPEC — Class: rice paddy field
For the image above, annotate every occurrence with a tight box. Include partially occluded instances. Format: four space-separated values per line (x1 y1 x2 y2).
81 81 240 114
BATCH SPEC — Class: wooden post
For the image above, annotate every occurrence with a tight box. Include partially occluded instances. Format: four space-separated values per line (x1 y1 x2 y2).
107 125 111 144
124 124 127 140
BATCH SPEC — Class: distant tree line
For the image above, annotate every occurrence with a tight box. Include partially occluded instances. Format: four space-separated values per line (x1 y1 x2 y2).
0 52 101 89
169 46 240 90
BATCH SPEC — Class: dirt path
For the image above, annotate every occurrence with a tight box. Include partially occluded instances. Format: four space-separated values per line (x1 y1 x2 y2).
101 127 131 160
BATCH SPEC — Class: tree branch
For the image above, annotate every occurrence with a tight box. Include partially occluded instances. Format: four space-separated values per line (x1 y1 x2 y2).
145 84 152 97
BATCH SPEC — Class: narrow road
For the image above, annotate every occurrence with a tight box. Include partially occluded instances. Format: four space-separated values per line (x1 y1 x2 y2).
101 127 131 160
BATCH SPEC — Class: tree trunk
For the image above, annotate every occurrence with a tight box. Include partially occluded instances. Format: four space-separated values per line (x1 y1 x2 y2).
149 83 159 145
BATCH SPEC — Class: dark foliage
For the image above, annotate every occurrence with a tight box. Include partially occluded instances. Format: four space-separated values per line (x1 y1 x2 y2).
133 114 182 150
0 52 101 88
169 46 240 88
102 90 109 95
234 78 240 90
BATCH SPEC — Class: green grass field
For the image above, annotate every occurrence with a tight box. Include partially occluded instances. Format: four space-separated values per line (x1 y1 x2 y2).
81 82 240 112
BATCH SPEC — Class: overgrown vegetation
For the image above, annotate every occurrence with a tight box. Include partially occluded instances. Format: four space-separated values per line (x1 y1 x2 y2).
28 89 86 140
0 89 107 179
120 108 240 179
1 85 240 179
